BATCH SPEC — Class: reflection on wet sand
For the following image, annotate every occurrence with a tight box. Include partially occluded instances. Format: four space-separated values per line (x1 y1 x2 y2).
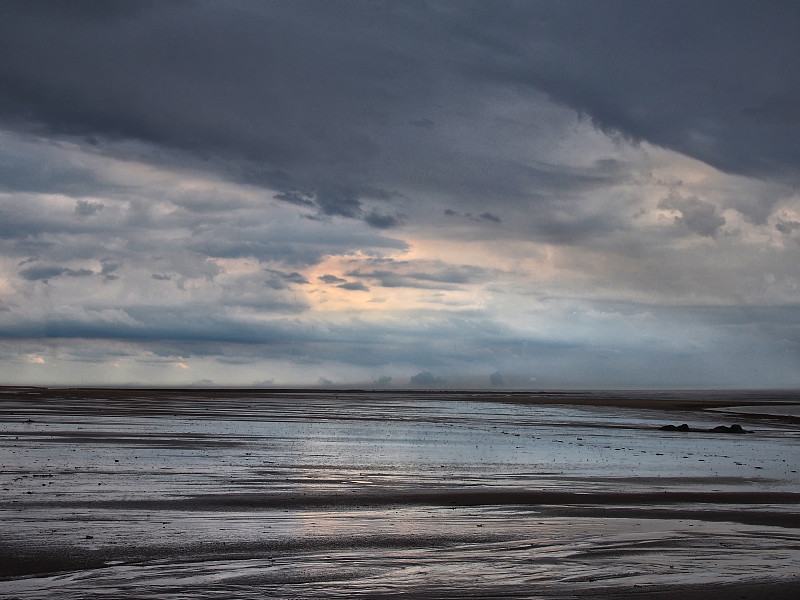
1 388 799 598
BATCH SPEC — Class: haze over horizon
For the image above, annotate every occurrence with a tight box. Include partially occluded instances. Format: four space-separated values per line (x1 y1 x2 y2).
1 1 799 389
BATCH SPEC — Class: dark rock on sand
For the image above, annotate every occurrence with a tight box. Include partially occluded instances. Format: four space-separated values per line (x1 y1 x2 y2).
710 424 750 434
660 424 693 432
659 423 751 434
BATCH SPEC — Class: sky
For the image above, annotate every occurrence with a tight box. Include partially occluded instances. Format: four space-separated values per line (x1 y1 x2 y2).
0 0 799 389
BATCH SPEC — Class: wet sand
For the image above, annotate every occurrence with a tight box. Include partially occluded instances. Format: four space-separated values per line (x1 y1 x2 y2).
1 388 799 598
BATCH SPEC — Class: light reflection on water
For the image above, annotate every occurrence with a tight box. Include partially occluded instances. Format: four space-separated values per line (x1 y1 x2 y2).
1 389 799 597
5 516 800 599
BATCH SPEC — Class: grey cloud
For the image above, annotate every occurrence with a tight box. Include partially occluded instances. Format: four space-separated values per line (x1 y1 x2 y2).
282 272 310 284
275 185 400 226
223 296 308 315
409 118 434 129
64 269 95 277
475 2 800 184
19 265 94 282
192 240 318 266
319 274 347 284
345 270 410 289
723 183 793 226
264 279 286 291
0 131 124 197
188 223 408 266
100 262 119 280
0 313 250 345
1 2 799 389
0 304 483 367
363 212 399 229
346 270 458 290
2 299 799 387
74 199 104 216
2 0 793 231
346 261 491 290
337 281 370 292
743 96 800 125
410 371 444 386
170 190 250 214
776 217 800 235
315 188 363 219
274 191 315 208
410 266 481 285
1 1 405 210
658 192 726 238
0 195 109 241
442 209 502 224
264 268 309 289
68 268 94 277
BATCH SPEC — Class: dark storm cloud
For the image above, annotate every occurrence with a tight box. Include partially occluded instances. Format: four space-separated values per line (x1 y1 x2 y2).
363 212 400 229
471 1 800 184
0 0 421 223
273 185 400 224
1 0 796 229
2 1 799 388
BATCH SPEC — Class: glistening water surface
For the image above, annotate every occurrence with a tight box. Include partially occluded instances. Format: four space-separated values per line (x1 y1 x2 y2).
1 389 799 598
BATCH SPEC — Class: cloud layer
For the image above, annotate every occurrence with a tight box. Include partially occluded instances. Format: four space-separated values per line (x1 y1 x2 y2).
0 1 798 387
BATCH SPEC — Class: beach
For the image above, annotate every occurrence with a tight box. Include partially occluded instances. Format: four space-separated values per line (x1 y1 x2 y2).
1 388 799 598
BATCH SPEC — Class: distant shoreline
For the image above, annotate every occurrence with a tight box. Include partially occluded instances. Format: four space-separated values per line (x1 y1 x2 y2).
3 386 800 418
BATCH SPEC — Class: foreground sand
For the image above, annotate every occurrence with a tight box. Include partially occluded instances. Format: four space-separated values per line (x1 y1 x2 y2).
2 388 799 598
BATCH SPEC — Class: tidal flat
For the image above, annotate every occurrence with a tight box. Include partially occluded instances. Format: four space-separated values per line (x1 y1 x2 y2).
1 388 799 598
